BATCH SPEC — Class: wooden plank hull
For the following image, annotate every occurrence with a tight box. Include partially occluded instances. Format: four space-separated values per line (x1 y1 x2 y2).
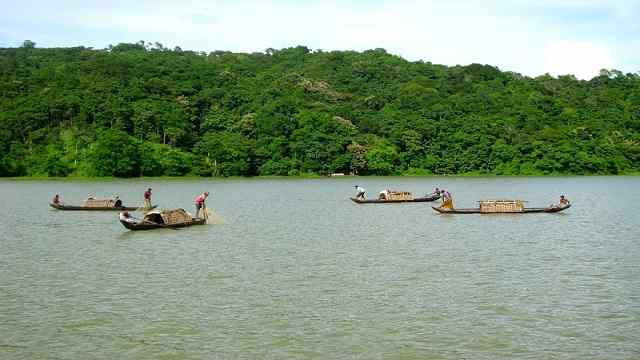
120 218 206 231
50 203 156 211
432 203 571 214
351 194 440 204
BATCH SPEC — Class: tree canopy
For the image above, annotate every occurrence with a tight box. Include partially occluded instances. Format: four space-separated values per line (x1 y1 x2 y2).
1 42 638 177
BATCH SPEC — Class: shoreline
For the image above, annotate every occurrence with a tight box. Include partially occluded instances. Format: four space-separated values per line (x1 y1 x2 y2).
2 173 639 181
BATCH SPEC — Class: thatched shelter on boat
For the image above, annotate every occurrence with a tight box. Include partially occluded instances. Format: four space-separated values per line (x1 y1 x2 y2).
143 208 193 225
82 198 116 207
478 200 525 213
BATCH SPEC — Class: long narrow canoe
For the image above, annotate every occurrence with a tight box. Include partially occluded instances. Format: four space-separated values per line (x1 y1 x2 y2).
120 218 206 230
351 194 440 204
432 203 571 214
49 203 156 211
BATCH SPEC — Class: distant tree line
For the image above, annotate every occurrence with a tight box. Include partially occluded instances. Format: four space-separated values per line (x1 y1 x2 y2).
0 40 638 177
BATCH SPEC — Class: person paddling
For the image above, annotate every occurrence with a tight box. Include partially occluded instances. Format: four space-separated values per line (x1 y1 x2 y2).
194 192 209 219
440 189 454 209
143 188 153 209
52 194 62 205
119 211 136 224
354 185 366 200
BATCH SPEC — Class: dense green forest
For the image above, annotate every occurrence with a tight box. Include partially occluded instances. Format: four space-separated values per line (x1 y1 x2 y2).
1 40 639 177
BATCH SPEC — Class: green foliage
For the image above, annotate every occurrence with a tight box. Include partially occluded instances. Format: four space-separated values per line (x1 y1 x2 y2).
43 144 72 177
140 142 193 176
402 167 433 176
160 148 193 176
194 131 252 176
21 40 36 49
258 158 301 176
366 140 399 175
1 43 639 177
81 129 141 177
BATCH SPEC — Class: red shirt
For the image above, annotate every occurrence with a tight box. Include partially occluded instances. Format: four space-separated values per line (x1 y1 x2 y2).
144 190 152 200
195 194 206 205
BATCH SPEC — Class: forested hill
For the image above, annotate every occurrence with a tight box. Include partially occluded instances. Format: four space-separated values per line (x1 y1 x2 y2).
1 42 639 177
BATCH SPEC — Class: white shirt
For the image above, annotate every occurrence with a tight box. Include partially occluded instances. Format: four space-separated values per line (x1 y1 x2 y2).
356 186 365 193
119 213 135 223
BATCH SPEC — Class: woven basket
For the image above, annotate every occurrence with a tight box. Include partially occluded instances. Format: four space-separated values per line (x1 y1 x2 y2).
479 200 524 213
161 209 192 224
82 199 114 207
387 191 414 201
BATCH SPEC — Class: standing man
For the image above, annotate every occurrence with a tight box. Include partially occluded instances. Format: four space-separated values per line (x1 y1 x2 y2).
195 192 209 218
143 188 152 209
440 189 454 209
354 185 366 200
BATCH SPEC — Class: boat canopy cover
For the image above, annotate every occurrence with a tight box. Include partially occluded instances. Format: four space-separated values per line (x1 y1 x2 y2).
144 208 192 225
386 191 414 201
82 198 115 207
479 199 524 213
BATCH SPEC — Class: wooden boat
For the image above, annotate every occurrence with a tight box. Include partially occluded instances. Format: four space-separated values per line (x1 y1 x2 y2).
120 208 206 231
351 193 440 204
120 217 205 230
49 202 156 211
432 202 571 214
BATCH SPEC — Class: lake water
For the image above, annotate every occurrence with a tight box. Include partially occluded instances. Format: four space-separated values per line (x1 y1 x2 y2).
1 177 639 359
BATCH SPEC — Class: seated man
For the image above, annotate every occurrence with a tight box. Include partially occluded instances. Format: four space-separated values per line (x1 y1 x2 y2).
559 195 570 205
378 189 390 200
114 196 123 208
119 211 136 224
52 194 62 205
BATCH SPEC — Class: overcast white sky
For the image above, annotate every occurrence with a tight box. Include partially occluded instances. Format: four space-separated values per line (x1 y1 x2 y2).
1 0 638 79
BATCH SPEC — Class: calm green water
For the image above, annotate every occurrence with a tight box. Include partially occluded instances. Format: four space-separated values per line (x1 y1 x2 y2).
0 177 639 359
